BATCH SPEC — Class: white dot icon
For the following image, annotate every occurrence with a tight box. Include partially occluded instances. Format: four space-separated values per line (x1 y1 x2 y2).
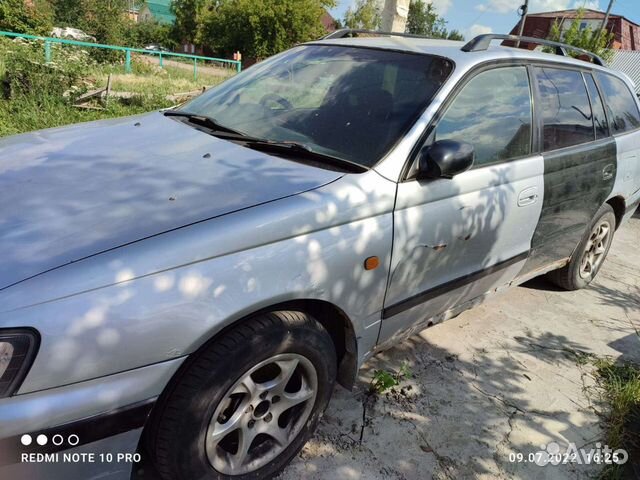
20 434 32 446
36 434 48 446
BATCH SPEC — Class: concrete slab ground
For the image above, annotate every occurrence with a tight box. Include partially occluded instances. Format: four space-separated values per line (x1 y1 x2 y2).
281 211 640 480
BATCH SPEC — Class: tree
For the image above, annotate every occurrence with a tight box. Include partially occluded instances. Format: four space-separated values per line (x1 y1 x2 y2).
52 0 85 27
547 8 614 62
0 0 53 35
344 0 381 30
171 0 206 44
198 0 336 58
406 0 463 40
447 29 464 41
79 0 134 46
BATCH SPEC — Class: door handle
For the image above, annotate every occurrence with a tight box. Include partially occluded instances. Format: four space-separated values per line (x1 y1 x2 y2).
518 187 539 207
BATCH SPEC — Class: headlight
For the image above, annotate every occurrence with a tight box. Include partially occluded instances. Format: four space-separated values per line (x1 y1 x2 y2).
0 329 39 398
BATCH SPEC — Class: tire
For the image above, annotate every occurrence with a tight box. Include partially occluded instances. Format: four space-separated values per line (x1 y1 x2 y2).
547 203 616 291
146 311 337 480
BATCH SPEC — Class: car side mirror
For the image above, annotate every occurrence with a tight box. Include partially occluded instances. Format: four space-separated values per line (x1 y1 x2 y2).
417 139 475 179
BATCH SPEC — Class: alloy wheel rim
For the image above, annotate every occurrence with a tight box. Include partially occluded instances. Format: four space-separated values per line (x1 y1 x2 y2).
205 353 317 475
579 220 611 279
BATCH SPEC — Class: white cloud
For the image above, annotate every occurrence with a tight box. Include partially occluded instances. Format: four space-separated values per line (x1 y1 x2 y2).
574 0 600 9
474 0 600 15
430 0 453 15
468 24 493 38
475 0 514 14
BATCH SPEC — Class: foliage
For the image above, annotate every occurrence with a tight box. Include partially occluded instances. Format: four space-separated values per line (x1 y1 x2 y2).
344 0 381 31
171 0 206 44
126 20 176 49
406 0 463 40
594 358 640 479
546 8 614 62
371 362 412 394
1 39 92 100
0 37 228 138
0 0 53 35
51 0 85 27
197 0 336 59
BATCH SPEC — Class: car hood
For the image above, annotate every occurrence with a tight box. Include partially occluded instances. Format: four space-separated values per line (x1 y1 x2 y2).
0 112 343 290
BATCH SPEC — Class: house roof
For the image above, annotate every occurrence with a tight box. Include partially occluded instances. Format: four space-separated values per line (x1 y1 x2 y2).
527 8 639 28
145 0 176 24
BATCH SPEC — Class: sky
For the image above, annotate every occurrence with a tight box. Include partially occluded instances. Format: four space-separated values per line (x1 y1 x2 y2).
329 0 640 39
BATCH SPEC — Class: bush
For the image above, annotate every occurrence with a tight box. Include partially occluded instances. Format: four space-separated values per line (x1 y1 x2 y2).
0 0 53 35
1 40 92 100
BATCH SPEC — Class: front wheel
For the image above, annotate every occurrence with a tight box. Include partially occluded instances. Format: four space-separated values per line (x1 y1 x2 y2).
547 203 616 290
147 311 337 480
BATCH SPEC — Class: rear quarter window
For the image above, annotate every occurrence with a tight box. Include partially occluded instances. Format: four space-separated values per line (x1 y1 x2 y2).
596 72 640 134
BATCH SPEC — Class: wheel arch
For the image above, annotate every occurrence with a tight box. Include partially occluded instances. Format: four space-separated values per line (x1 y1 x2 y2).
157 299 358 405
606 196 626 229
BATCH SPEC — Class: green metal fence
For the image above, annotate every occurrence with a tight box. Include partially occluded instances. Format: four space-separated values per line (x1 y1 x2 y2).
0 30 242 79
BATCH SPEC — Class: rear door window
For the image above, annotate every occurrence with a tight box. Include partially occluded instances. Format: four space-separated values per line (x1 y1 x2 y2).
595 72 640 134
535 67 594 151
584 73 609 140
432 66 533 167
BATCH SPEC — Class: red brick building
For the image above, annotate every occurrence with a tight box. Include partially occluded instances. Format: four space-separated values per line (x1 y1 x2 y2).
509 9 640 51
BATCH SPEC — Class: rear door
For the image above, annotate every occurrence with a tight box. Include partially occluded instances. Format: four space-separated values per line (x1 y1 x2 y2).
379 65 544 345
595 71 640 212
521 66 617 275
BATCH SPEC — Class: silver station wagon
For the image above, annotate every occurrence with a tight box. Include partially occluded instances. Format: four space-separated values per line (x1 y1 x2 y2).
1 31 640 480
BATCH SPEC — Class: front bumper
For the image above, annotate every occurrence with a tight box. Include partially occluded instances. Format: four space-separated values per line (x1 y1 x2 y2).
0 357 184 480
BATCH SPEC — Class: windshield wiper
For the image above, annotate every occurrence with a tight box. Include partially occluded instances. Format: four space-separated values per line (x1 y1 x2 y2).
164 111 256 139
165 111 366 172
242 140 367 173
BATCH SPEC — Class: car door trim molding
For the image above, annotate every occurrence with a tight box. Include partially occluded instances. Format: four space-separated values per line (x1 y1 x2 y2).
381 251 529 320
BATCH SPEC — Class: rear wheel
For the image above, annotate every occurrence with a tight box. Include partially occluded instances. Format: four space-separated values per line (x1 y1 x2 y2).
547 204 616 290
147 311 336 480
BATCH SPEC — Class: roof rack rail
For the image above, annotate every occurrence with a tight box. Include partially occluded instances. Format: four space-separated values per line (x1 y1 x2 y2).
323 29 433 40
461 34 606 66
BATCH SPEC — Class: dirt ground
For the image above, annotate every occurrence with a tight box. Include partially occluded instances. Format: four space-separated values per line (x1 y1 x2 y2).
280 210 640 480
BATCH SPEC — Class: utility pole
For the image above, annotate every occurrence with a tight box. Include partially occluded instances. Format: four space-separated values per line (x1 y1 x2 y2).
516 0 529 48
594 0 615 48
381 0 411 33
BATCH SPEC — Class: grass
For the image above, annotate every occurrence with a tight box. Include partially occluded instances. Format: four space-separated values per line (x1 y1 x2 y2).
0 94 173 138
0 41 233 138
90 56 231 96
593 358 640 479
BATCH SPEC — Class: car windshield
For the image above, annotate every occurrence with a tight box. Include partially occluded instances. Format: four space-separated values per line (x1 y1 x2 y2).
180 45 453 168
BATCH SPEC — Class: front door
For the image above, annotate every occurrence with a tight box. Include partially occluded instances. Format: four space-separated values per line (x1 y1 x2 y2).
379 65 544 345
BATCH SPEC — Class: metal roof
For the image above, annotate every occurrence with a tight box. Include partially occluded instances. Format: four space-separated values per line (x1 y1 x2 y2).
144 0 175 25
609 50 640 93
313 36 617 74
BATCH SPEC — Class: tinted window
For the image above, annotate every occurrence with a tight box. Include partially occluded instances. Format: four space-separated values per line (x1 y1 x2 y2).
584 73 609 139
433 67 532 166
596 72 640 134
183 45 453 168
536 67 594 151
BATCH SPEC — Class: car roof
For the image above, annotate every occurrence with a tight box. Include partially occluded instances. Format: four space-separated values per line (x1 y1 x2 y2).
309 36 618 77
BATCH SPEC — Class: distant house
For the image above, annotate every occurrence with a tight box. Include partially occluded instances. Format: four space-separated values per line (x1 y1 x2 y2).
509 9 640 51
321 11 338 33
138 0 176 25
